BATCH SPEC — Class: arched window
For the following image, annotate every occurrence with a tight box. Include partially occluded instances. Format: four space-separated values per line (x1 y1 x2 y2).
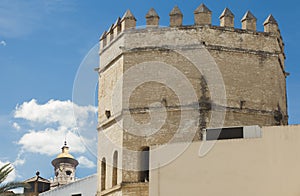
139 147 149 182
66 170 72 176
101 158 106 191
112 151 118 186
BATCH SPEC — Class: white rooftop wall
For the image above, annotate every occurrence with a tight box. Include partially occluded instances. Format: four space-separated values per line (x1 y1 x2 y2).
40 174 97 196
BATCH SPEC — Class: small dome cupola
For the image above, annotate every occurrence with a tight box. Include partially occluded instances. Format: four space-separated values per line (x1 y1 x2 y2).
50 141 79 189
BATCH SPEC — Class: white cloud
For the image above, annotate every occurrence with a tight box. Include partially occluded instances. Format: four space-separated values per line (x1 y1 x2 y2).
12 122 20 130
14 99 97 157
14 99 96 129
13 158 25 167
18 127 86 156
77 156 96 169
13 152 25 166
0 40 6 46
0 161 17 182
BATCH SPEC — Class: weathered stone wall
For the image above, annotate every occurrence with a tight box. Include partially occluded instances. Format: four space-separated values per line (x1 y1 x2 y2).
122 183 149 196
97 7 287 196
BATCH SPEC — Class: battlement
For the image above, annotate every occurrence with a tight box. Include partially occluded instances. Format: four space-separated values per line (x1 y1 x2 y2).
99 3 284 52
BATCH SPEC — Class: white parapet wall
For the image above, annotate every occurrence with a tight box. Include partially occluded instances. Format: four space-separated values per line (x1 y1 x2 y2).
40 174 97 196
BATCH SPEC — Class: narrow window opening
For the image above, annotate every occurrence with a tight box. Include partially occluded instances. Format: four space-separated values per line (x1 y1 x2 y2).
161 98 167 107
112 151 118 186
105 110 111 119
139 147 150 182
240 100 246 109
101 158 106 191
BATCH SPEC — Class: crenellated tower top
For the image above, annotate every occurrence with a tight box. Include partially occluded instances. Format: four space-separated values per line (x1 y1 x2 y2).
169 6 183 27
145 8 160 26
99 3 283 52
219 8 235 28
241 11 257 31
194 3 212 26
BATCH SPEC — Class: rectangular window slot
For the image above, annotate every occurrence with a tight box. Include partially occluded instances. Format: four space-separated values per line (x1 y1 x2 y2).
206 127 244 140
205 126 262 141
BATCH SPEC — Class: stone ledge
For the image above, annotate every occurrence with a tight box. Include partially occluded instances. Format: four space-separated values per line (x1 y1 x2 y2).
101 184 121 196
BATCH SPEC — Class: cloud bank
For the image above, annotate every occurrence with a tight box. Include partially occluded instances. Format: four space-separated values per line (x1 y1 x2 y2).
14 99 97 156
15 99 96 129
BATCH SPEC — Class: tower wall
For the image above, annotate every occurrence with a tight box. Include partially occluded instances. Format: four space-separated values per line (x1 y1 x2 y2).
99 27 287 128
97 6 287 196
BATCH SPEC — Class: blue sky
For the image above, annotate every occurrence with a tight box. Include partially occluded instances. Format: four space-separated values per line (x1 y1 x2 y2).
0 0 299 183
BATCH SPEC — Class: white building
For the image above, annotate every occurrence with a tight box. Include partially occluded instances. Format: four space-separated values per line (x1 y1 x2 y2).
40 174 97 196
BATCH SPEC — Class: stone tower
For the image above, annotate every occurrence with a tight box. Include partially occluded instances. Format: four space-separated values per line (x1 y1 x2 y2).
51 141 79 189
96 4 287 196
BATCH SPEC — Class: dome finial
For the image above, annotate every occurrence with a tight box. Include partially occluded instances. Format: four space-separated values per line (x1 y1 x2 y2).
61 139 69 154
